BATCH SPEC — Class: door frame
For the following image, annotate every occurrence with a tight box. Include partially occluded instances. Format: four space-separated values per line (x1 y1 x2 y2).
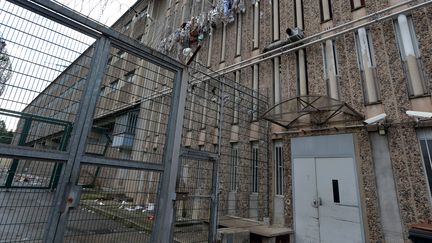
291 134 366 243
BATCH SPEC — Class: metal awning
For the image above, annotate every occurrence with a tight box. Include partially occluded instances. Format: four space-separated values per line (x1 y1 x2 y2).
261 96 364 129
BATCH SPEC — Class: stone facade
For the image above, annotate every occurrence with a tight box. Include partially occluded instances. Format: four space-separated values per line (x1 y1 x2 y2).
146 0 432 242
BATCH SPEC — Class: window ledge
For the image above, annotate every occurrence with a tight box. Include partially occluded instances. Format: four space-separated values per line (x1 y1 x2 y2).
364 101 382 106
321 19 333 24
351 6 365 12
409 94 430 99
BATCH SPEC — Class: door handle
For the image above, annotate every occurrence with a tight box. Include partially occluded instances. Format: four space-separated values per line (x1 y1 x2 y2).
312 197 322 208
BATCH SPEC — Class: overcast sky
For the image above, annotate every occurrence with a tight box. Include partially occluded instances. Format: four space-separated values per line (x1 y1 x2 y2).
0 0 137 130
55 0 137 26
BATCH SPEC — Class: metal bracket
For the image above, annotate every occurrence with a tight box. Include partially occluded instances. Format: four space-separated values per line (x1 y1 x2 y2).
60 183 82 213
66 184 82 209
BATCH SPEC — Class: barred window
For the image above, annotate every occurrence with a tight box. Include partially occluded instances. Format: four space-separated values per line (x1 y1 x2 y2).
251 142 259 193
230 143 239 192
319 0 332 22
417 129 432 198
275 141 283 195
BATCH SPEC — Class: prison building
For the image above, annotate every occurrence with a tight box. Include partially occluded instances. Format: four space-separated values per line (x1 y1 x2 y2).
125 0 432 242
2 0 432 242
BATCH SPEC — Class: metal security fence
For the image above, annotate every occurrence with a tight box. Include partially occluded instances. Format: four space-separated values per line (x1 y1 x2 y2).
174 157 213 243
177 62 270 242
0 1 272 242
65 165 161 243
0 0 187 242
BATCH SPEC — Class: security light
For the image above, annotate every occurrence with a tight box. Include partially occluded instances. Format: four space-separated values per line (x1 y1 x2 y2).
363 113 386 125
406 110 432 120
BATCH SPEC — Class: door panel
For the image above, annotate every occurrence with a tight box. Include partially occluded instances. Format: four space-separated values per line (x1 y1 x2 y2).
293 157 363 243
316 158 362 243
293 158 319 243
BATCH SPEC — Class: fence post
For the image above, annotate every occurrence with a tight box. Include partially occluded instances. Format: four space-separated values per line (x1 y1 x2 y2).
43 36 111 243
152 68 188 243
209 81 225 243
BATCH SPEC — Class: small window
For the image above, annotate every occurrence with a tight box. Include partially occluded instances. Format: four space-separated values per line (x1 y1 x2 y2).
350 0 365 10
252 0 260 49
394 16 421 62
417 129 432 199
252 64 259 121
354 29 375 71
394 15 427 96
354 28 379 103
201 82 209 129
117 50 127 60
220 23 227 63
275 141 283 195
100 86 106 96
322 40 339 99
139 7 148 18
273 57 281 107
332 179 340 203
109 79 119 91
272 0 280 41
319 0 333 22
294 0 305 28
114 111 138 135
236 13 242 56
207 28 214 67
230 143 239 192
124 20 132 30
233 71 240 124
296 49 309 96
125 70 135 83
107 57 113 65
251 142 259 193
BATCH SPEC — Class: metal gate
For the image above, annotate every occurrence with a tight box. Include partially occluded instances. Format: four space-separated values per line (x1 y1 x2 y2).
173 156 215 243
0 0 187 242
177 62 270 242
0 1 271 242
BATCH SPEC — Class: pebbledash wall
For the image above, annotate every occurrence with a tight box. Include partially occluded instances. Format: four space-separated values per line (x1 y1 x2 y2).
140 0 432 242
97 0 432 241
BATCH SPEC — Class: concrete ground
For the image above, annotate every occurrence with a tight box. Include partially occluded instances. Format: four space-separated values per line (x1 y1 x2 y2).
0 189 209 243
0 189 151 243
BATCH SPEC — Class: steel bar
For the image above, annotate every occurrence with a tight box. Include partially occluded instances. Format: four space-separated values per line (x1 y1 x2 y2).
152 69 188 243
81 155 164 172
0 144 69 162
209 81 225 243
43 37 111 243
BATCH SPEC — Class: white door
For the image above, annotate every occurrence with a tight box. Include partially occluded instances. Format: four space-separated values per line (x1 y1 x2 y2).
294 157 363 243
